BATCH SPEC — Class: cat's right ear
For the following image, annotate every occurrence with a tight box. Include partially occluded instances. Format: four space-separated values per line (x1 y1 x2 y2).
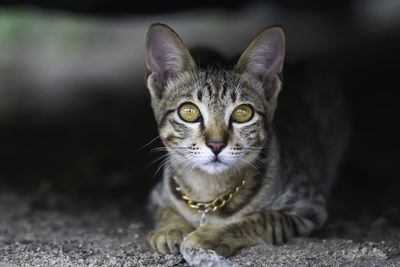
145 24 197 100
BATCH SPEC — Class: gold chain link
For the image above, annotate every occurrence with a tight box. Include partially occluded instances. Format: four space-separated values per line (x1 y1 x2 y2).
174 171 248 213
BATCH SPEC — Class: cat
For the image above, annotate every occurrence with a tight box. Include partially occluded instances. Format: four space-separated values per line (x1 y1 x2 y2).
144 23 348 257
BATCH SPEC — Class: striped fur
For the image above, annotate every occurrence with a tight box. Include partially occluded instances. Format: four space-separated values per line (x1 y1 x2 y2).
145 24 347 257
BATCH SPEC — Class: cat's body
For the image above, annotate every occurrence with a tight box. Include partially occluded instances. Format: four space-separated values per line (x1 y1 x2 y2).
145 24 348 257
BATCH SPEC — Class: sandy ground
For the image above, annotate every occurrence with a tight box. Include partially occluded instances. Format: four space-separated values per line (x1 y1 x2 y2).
0 192 399 267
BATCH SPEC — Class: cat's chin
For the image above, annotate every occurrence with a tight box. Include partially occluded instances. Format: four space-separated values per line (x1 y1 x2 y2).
198 161 231 175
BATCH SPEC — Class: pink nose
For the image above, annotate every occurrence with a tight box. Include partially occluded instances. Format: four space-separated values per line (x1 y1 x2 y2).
206 140 226 155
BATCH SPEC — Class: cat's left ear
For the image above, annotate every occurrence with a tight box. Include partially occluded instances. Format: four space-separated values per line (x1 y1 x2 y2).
234 26 285 102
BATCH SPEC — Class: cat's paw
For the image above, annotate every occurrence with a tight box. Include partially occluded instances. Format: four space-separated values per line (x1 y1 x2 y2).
180 225 235 257
148 223 194 254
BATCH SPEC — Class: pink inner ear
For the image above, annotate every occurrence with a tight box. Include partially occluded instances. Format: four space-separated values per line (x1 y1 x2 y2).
262 46 284 78
146 28 184 81
246 29 285 82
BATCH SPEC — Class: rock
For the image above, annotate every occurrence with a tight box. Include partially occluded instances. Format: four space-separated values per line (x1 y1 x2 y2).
181 247 241 267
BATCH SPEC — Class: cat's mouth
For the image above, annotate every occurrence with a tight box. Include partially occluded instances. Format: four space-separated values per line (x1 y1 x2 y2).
199 157 230 174
211 157 223 164
194 154 232 174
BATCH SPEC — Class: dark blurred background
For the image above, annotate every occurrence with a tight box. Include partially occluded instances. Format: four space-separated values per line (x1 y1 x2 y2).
0 0 399 225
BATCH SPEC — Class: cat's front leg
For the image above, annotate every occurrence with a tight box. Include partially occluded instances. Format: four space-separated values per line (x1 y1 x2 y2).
148 206 194 254
181 210 323 257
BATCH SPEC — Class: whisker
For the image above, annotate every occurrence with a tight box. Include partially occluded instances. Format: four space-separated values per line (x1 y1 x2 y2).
232 162 241 172
155 152 189 175
148 153 169 166
240 158 260 172
138 135 160 150
155 156 176 175
222 169 233 188
150 147 169 153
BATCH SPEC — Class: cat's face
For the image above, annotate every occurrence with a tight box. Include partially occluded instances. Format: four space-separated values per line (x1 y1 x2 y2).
145 24 285 175
157 70 268 174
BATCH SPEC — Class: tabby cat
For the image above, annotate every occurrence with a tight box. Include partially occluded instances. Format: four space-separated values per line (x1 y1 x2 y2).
145 23 347 257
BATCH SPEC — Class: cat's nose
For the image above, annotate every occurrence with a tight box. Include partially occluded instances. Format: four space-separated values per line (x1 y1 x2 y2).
206 140 226 155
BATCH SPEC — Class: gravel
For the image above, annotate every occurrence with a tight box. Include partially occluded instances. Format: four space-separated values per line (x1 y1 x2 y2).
0 192 399 266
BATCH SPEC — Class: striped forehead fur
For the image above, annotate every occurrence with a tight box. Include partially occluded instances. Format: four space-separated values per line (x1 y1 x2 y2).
157 65 266 121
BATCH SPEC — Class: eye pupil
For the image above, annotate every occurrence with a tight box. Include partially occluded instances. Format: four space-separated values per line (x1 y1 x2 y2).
232 105 253 123
179 103 200 122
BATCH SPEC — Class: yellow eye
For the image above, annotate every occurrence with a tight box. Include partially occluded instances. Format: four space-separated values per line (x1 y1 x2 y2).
232 104 253 123
178 103 200 122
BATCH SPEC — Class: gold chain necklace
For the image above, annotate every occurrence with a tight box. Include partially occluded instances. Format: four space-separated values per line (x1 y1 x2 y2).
173 171 249 226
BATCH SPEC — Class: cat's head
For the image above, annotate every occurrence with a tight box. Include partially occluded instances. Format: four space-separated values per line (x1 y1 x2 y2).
145 24 285 175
